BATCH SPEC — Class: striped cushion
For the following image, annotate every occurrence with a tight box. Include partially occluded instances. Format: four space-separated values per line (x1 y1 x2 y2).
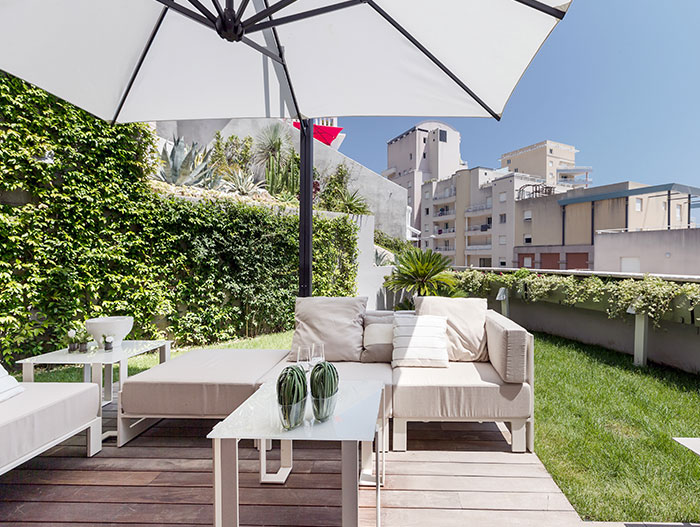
391 314 448 368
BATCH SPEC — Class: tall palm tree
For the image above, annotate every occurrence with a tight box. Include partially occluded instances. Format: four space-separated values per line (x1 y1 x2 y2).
384 247 457 297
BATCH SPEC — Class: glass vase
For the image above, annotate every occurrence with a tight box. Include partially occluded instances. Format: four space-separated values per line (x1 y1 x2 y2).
278 399 306 430
312 392 338 422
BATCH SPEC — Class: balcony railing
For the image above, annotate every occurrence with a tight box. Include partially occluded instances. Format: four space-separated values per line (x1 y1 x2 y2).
435 246 455 253
465 244 492 251
465 202 492 213
467 224 491 232
433 188 457 201
434 227 456 235
435 210 455 217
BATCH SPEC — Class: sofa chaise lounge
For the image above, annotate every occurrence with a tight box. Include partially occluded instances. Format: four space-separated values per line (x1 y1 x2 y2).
1 382 102 476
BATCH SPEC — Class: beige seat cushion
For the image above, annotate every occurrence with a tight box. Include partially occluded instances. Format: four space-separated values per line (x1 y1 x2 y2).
0 382 99 469
290 296 367 362
259 361 393 417
120 349 289 418
392 362 531 419
415 297 488 362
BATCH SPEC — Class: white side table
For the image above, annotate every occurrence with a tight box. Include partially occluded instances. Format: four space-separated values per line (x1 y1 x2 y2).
208 380 383 527
18 340 171 438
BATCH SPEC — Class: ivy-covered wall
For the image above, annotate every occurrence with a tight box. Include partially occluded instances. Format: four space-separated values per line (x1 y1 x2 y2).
0 73 358 365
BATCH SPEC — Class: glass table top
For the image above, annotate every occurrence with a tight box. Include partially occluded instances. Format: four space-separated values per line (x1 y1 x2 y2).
208 380 383 442
17 340 171 365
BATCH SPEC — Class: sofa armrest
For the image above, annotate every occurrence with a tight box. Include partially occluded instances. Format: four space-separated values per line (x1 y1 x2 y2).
485 310 531 384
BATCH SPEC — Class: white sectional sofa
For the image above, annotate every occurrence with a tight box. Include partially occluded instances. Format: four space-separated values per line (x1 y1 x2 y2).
118 304 533 453
1 382 102 475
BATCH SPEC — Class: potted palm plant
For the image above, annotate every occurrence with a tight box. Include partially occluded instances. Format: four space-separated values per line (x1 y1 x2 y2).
276 365 307 430
310 362 339 422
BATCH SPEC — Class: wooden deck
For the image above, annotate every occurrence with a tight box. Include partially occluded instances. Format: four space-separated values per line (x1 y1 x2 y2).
0 399 582 526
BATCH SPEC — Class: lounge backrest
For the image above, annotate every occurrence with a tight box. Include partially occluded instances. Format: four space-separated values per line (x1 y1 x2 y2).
485 310 529 384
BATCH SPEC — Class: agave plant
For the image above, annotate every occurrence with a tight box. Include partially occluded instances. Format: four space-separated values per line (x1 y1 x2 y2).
333 188 371 215
384 247 457 297
276 365 308 430
157 136 215 187
375 249 393 267
225 167 264 196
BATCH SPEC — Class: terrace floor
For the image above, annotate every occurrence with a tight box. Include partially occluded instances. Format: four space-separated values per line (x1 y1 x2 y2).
0 391 684 527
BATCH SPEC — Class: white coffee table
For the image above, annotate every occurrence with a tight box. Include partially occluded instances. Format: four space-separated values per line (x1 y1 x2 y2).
18 340 171 410
208 380 383 527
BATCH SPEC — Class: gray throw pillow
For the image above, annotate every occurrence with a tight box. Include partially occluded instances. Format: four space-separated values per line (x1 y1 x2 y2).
289 296 368 362
361 312 394 363
414 296 488 362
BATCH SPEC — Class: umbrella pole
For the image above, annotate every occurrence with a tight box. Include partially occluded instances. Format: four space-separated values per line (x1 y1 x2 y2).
298 118 314 297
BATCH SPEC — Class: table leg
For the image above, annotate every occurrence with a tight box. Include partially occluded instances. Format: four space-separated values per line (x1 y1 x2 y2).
259 440 293 484
376 428 381 527
22 363 34 382
341 440 359 527
103 364 113 405
83 364 91 383
119 358 127 387
159 341 171 363
213 438 239 527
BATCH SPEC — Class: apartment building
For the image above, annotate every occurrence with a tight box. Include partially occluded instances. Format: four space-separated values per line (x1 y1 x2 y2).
422 168 574 266
383 122 465 233
500 140 591 187
513 182 700 269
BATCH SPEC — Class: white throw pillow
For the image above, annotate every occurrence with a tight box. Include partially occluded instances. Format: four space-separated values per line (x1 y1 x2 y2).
0 364 24 403
391 314 449 368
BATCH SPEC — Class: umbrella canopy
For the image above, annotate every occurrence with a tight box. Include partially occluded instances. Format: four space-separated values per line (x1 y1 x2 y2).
0 0 571 294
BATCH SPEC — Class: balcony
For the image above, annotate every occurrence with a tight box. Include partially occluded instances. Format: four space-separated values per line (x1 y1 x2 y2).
465 202 492 216
465 243 492 252
435 245 456 254
432 188 457 204
467 224 491 235
433 209 456 221
433 227 456 238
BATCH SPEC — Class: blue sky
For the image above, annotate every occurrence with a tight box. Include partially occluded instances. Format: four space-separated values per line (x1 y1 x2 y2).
337 0 700 188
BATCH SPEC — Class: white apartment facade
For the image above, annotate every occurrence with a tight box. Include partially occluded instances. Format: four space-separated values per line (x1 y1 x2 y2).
383 121 465 234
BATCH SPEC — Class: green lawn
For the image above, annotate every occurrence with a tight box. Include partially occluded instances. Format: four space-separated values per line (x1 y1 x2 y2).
14 329 700 522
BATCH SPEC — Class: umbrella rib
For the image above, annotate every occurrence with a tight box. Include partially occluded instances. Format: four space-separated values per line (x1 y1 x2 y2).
235 0 251 23
243 0 297 29
154 0 215 29
186 0 218 24
111 6 169 123
210 0 225 19
259 0 303 119
241 37 283 63
245 0 364 34
513 0 566 20
366 0 500 121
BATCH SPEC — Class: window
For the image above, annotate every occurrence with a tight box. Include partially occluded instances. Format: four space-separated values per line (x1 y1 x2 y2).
486 197 493 208
408 182 412 188
422 152 426 159
548 161 553 167
439 129 447 142
425 208 430 216
523 210 532 221
523 256 533 268
407 197 412 204
499 213 507 224
549 172 553 179
507 159 511 165
676 204 682 221
424 190 430 198
662 201 666 211
499 192 507 203
499 258 507 267
409 153 413 160
549 148 553 154
635 198 643 212
499 235 507 245
423 137 426 144
514 168 519 172
524 234 533 244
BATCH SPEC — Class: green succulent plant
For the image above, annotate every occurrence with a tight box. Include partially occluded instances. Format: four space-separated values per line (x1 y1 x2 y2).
310 361 339 421
225 167 264 196
157 136 215 187
276 365 308 430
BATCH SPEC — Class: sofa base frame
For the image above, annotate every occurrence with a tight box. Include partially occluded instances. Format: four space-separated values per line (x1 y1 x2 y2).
392 416 534 453
0 416 102 476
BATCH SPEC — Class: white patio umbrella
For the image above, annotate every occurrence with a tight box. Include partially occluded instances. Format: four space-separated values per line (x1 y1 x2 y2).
0 0 571 295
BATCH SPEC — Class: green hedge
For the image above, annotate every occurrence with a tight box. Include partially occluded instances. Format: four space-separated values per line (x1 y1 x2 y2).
456 269 700 325
0 73 357 365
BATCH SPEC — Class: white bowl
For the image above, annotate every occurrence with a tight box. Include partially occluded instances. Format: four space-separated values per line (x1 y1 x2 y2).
85 316 134 348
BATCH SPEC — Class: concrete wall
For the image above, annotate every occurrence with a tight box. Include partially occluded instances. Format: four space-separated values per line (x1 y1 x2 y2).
156 118 408 240
497 298 700 374
500 140 577 185
595 228 700 275
353 215 394 310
